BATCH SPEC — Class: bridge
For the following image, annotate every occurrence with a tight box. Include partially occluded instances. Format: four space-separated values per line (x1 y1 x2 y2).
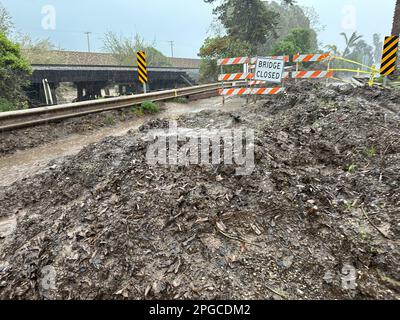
26 64 199 106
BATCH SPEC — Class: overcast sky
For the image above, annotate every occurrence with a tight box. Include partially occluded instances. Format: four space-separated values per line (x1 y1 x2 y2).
1 0 396 58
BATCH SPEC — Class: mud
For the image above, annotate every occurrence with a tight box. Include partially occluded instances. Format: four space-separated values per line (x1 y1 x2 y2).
0 82 399 300
0 97 242 158
0 97 244 187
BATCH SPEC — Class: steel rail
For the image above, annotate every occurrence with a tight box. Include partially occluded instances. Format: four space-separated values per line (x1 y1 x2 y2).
0 83 222 132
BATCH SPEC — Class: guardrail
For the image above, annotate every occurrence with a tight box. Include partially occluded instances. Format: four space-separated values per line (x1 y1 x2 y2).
0 83 221 131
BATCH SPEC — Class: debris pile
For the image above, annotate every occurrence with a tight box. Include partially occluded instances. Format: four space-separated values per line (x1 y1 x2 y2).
0 82 399 299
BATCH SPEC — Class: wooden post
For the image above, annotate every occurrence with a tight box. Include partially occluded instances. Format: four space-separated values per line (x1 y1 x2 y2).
327 56 332 86
245 59 249 104
221 65 225 105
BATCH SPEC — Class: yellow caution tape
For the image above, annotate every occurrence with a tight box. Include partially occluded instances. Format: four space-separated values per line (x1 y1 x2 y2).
368 64 378 87
331 56 377 71
328 68 377 75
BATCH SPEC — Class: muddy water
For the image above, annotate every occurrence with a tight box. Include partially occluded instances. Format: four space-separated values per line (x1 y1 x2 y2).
0 97 245 187
0 215 17 238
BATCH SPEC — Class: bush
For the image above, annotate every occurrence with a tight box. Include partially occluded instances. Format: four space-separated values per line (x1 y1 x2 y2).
141 101 160 113
0 97 13 112
130 106 145 117
198 36 251 82
169 97 188 104
272 28 318 56
104 115 115 125
0 32 32 108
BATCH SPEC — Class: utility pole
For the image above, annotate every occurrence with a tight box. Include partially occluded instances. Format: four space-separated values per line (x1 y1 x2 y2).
168 40 174 58
85 32 92 53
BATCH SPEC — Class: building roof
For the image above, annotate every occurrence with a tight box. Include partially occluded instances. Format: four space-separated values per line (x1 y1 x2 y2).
23 50 200 69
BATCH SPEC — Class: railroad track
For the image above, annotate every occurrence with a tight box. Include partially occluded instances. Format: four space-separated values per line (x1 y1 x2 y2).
0 83 222 132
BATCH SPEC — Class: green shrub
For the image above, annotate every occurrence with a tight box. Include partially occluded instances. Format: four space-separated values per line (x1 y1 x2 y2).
131 106 144 117
366 146 377 158
169 97 188 104
0 97 14 112
0 33 32 108
347 164 357 174
141 101 160 113
104 115 115 125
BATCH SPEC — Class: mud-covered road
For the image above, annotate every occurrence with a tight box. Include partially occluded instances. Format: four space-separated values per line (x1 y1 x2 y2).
0 97 244 187
0 83 399 300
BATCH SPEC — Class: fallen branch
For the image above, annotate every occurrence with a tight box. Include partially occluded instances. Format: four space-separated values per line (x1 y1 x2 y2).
265 285 288 300
361 207 390 240
216 226 261 248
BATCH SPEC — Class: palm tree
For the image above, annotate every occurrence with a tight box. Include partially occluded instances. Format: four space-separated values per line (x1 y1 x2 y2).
340 32 363 57
324 44 341 57
392 0 400 36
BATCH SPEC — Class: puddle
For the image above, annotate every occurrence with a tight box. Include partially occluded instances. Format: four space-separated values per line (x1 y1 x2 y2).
0 216 17 238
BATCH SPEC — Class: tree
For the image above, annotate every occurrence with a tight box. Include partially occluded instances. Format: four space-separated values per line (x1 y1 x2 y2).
204 0 285 54
372 33 383 65
347 39 374 69
324 44 341 57
0 3 13 36
392 0 400 36
199 0 298 81
0 32 32 111
272 28 318 55
198 36 250 82
260 1 320 54
103 32 171 67
17 34 62 64
340 32 363 58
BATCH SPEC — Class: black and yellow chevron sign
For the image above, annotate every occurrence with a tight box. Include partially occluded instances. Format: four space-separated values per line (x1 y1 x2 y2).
136 51 148 84
380 36 399 76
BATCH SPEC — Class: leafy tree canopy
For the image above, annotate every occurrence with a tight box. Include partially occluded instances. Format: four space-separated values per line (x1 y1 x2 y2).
272 28 318 55
0 32 32 110
0 3 13 36
103 32 171 67
198 36 250 82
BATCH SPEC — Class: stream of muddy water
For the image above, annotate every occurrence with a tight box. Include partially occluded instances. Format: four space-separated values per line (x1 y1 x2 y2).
0 97 244 188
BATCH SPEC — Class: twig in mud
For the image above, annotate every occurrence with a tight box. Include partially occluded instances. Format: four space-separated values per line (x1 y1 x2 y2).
265 285 288 299
378 133 397 182
215 226 261 248
361 207 390 240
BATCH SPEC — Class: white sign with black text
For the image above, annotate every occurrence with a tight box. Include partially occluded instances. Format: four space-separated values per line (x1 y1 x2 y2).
254 57 285 83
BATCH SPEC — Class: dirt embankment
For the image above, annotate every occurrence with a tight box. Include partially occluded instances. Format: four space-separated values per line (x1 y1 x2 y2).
0 82 399 300
0 108 146 157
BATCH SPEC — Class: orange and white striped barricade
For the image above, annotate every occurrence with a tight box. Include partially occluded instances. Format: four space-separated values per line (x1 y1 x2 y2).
217 57 257 66
292 53 330 63
292 70 334 79
218 72 255 81
292 53 333 81
217 56 286 102
219 87 286 96
218 71 290 82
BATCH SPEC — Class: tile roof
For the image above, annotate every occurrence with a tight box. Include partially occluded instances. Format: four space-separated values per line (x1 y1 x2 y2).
23 50 200 69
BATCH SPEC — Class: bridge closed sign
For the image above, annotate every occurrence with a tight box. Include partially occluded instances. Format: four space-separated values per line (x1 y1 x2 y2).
254 57 285 83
